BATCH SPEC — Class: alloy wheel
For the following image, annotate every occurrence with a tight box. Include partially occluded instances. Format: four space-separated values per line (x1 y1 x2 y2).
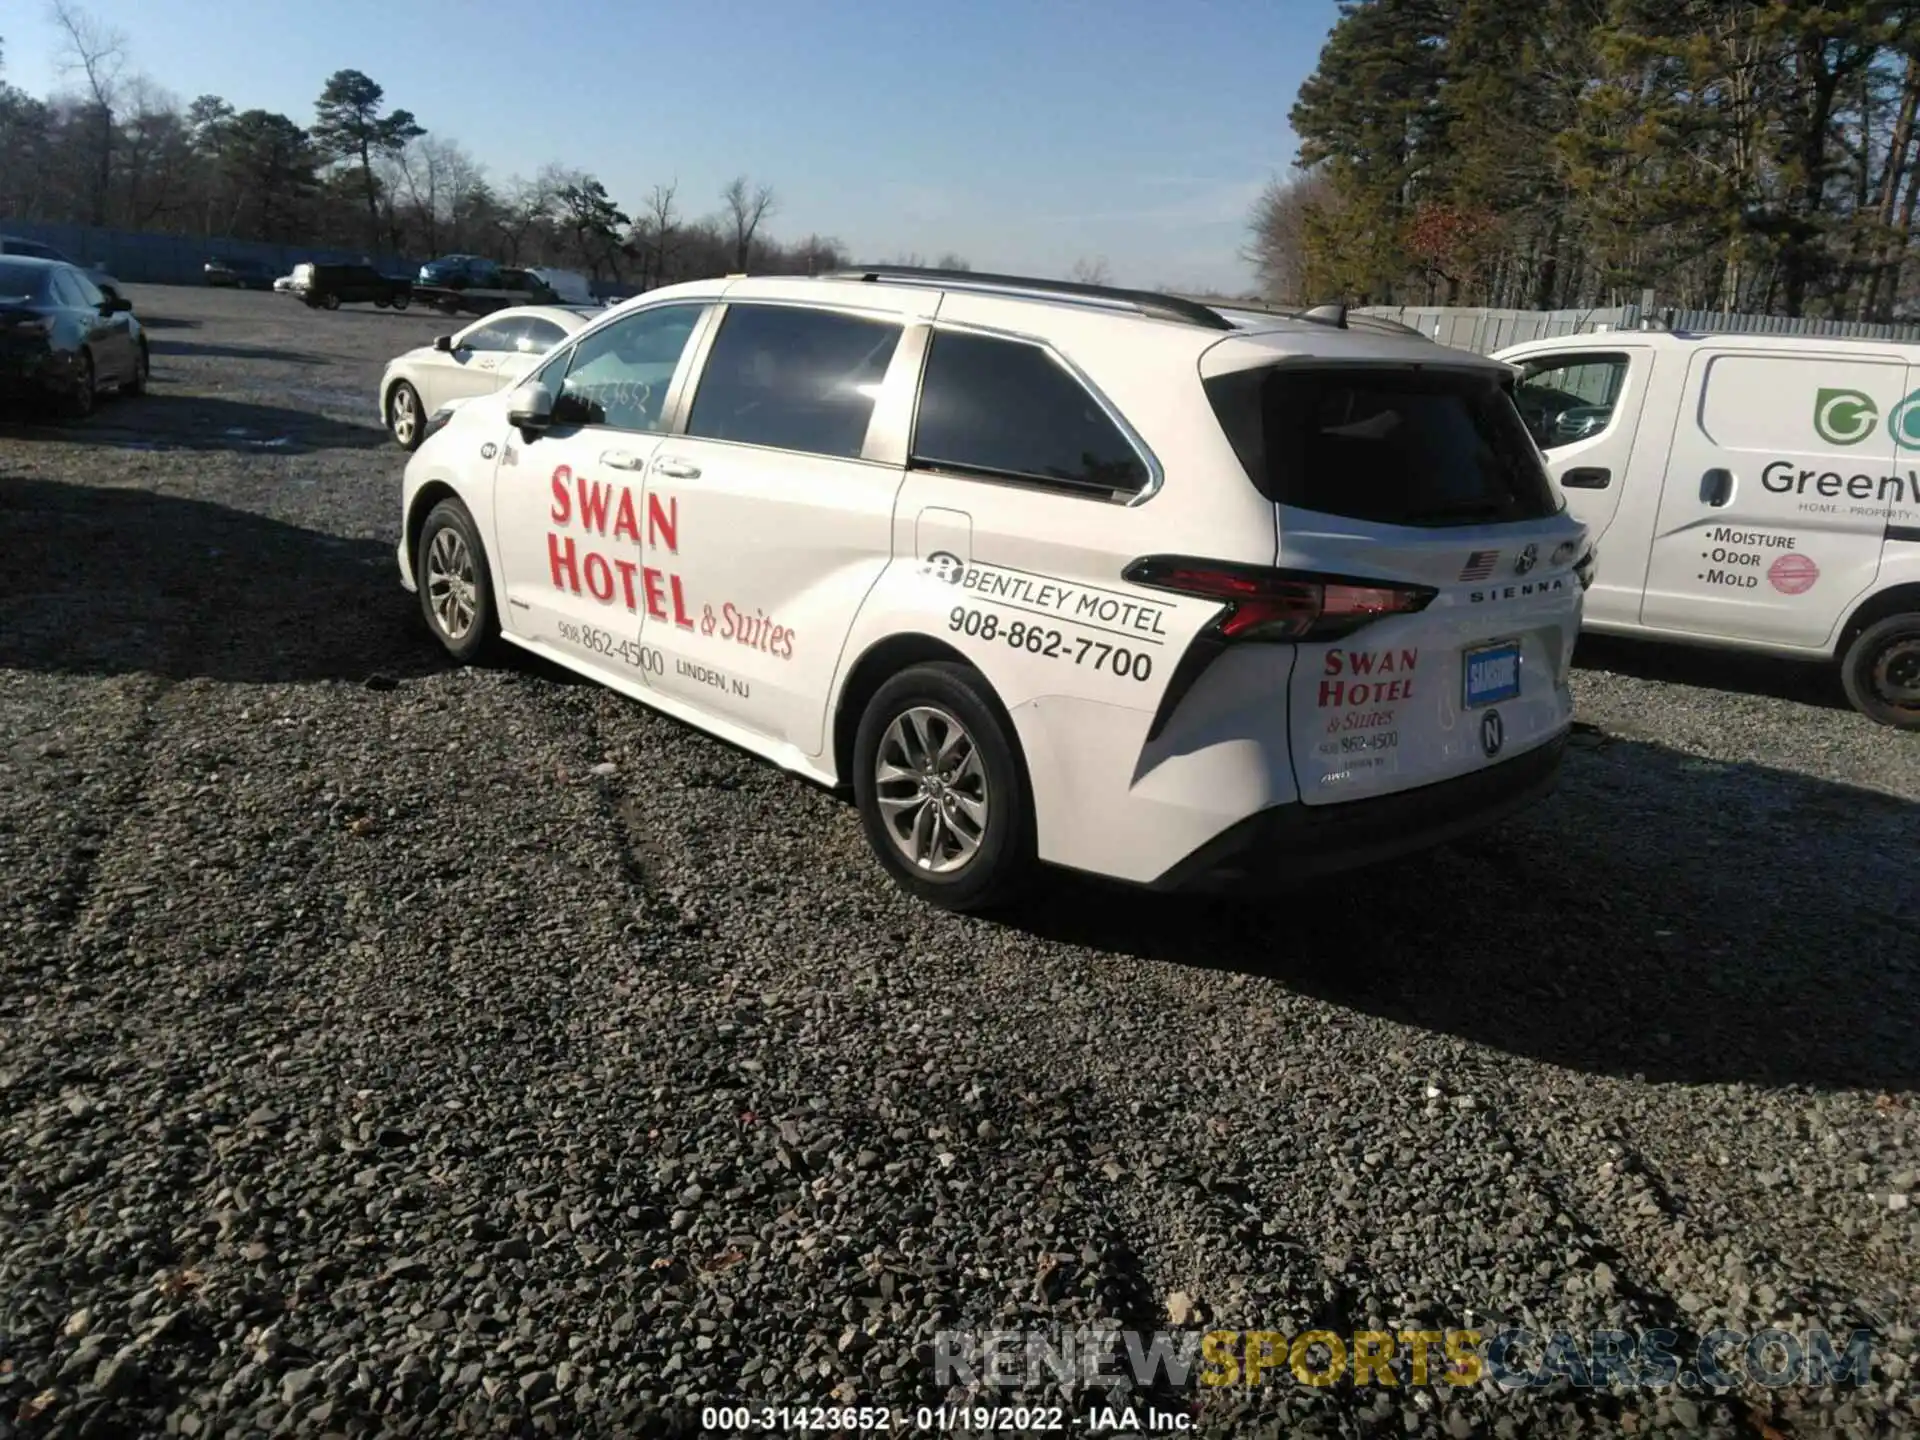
872 705 989 873
424 527 478 641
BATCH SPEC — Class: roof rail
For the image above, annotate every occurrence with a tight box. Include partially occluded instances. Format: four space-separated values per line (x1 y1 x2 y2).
825 265 1236 331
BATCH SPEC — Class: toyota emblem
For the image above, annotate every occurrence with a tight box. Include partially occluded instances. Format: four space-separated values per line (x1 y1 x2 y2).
1513 543 1538 576
1480 709 1504 757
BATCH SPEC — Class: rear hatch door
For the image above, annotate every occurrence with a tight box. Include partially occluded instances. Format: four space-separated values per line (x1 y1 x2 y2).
1204 354 1588 806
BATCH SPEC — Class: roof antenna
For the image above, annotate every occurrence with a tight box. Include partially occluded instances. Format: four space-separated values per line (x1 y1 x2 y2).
1300 302 1349 330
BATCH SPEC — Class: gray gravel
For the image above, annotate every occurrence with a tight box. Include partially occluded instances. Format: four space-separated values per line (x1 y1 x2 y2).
1 285 1917 1438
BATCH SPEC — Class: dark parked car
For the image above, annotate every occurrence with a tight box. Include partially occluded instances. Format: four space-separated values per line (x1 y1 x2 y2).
0 256 147 419
0 235 127 305
290 262 412 310
205 255 278 290
417 254 500 289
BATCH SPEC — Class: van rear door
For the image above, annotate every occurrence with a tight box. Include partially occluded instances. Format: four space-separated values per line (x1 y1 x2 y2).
1203 359 1587 808
1638 347 1899 648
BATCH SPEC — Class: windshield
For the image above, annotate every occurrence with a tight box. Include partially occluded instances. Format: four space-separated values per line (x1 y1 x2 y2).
1204 364 1560 528
0 260 51 302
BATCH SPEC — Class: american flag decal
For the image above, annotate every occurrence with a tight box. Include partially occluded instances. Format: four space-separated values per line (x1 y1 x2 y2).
1459 549 1500 581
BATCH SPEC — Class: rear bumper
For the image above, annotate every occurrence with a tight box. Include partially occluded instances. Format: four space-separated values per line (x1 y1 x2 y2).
0 348 67 397
1148 731 1567 893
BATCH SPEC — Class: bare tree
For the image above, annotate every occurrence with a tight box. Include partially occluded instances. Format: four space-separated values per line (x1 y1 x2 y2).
1069 255 1113 285
934 251 971 270
721 175 776 270
48 0 126 226
630 180 679 289
1244 171 1335 304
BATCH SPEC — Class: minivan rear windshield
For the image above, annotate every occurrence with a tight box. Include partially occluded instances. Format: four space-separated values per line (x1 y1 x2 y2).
1204 365 1559 528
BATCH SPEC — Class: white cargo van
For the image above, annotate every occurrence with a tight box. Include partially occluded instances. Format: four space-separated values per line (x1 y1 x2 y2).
1494 330 1920 728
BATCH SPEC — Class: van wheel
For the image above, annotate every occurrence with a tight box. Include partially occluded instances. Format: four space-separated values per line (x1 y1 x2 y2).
324 293 341 311
853 663 1036 912
1841 613 1920 729
415 499 496 664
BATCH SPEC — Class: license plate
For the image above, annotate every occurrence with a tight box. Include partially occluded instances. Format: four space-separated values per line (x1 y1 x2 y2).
1463 641 1522 708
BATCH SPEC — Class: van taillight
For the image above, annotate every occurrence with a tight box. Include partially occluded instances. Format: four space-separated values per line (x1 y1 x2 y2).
1123 556 1437 643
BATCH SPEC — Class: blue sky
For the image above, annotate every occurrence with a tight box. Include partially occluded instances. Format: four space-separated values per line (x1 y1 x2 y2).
3 0 1337 292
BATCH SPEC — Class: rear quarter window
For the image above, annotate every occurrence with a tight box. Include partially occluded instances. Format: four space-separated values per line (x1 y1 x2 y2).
911 330 1150 498
1206 366 1559 527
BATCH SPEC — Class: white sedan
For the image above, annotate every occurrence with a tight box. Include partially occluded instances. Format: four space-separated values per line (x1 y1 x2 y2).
379 305 598 449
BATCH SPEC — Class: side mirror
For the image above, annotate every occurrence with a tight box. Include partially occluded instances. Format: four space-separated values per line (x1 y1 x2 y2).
108 295 134 313
433 334 454 353
507 381 555 433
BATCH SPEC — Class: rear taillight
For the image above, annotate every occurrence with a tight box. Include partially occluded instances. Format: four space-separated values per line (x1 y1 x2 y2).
1123 555 1437 643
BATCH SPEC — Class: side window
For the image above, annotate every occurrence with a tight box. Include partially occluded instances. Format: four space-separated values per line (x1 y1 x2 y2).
48 271 81 307
461 318 525 353
71 271 105 307
1515 355 1629 451
912 330 1150 495
685 304 902 460
552 303 705 431
518 319 566 354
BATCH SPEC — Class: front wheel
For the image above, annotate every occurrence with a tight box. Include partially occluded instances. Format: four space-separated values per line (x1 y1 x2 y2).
852 662 1036 912
1841 613 1920 729
323 293 341 311
415 499 496 664
125 341 149 396
392 293 410 311
387 381 424 451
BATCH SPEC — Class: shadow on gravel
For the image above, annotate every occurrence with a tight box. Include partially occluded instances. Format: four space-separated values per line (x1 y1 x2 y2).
0 478 443 686
1574 633 1848 711
130 314 200 330
1012 739 1918 1092
150 340 323 366
0 393 383 453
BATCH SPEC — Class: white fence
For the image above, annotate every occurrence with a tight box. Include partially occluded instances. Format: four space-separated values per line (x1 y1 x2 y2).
1354 303 1920 355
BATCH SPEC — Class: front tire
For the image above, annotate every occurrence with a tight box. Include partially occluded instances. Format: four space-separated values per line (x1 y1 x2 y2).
415 499 496 664
387 381 424 451
125 341 149 396
1841 613 1920 728
323 293 341 311
852 662 1036 912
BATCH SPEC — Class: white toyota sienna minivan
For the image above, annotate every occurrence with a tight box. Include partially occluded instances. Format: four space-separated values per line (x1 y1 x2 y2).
398 268 1592 909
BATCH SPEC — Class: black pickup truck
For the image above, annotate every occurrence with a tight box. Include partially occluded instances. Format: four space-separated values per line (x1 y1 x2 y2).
290 262 412 310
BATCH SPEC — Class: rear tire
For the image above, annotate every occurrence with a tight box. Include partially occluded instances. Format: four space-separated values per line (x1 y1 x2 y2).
393 293 410 311
852 662 1036 912
323 293 341 311
415 499 496 664
1841 613 1920 729
62 352 96 421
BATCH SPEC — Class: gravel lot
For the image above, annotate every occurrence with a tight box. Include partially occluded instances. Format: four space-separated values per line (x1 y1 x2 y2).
1 285 1916 1439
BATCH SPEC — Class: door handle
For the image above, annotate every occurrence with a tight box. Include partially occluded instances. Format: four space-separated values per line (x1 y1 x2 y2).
1702 467 1734 506
653 457 701 479
1561 467 1611 489
599 450 647 471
